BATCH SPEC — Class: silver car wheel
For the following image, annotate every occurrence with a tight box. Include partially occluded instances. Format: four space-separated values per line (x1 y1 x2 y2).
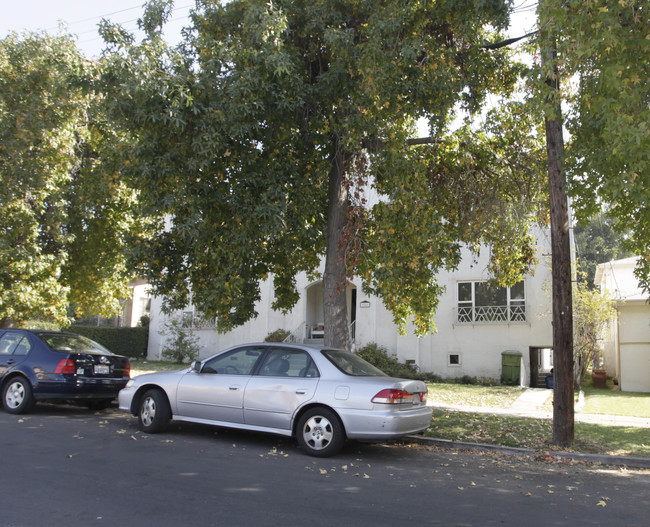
137 389 171 433
140 395 157 427
296 407 345 457
302 415 334 450
5 380 25 409
2 376 34 414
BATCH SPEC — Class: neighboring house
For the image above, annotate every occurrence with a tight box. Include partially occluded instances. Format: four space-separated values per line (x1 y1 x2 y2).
147 228 556 386
595 257 650 393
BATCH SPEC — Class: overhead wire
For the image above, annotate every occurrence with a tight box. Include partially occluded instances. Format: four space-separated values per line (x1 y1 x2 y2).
38 2 196 51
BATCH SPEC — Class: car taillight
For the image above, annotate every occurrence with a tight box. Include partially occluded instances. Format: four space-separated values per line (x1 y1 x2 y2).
372 389 415 405
55 358 76 375
124 361 131 378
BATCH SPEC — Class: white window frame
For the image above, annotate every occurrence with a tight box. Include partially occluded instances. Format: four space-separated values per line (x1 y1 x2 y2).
447 353 462 367
456 280 527 324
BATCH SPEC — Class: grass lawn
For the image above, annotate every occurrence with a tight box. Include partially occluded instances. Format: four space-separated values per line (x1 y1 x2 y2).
581 385 650 418
130 359 187 376
427 382 524 408
426 380 650 458
425 409 650 458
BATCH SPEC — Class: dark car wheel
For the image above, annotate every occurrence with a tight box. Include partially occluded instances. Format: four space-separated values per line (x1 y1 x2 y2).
138 389 171 433
3 376 35 414
296 407 345 457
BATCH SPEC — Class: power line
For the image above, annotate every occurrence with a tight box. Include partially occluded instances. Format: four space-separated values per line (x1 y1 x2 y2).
44 2 195 33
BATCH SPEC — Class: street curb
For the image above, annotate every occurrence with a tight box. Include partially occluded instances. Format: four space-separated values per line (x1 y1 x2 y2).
406 435 650 470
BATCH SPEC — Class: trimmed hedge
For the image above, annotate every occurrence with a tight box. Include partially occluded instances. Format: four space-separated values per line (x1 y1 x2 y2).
67 325 148 358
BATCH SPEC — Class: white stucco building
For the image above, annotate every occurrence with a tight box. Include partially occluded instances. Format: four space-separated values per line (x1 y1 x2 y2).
595 257 650 393
147 227 556 386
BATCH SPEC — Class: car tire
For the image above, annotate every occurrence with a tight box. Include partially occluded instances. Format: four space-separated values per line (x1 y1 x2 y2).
296 407 345 457
3 376 35 414
137 389 171 433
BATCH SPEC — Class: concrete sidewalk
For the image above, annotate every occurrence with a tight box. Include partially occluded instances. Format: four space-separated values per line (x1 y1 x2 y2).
428 387 650 428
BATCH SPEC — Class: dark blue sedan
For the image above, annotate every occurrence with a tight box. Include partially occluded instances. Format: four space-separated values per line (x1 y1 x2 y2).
0 329 131 414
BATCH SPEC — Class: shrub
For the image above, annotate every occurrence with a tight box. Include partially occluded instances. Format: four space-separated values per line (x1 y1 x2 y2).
356 342 424 379
265 328 290 342
159 316 201 363
67 325 148 358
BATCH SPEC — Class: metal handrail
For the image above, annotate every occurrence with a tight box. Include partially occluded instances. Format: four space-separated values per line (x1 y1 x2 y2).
283 322 308 343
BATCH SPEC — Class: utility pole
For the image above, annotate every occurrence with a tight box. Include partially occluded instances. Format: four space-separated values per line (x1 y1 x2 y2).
542 37 575 447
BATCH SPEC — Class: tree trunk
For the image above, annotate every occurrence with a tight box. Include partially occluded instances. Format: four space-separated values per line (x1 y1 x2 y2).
323 136 351 350
543 41 575 447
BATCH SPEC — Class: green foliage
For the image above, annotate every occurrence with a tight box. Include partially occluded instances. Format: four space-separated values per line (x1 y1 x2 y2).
102 0 546 343
535 0 650 292
25 319 62 331
574 213 633 289
67 325 149 358
356 342 422 379
0 31 146 327
573 274 616 387
159 316 201 363
264 328 290 342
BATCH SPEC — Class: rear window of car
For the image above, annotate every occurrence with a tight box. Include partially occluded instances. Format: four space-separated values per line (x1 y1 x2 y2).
321 349 387 377
39 334 113 355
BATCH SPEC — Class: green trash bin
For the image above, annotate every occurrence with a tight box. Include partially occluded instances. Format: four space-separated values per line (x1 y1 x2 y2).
501 350 522 385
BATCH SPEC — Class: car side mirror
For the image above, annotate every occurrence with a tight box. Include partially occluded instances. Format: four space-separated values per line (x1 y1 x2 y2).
191 361 202 373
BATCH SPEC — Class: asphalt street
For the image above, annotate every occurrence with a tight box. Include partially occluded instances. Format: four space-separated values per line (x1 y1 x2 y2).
1 403 649 527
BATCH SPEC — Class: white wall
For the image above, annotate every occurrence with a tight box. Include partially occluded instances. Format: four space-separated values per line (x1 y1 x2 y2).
596 257 650 392
352 229 553 382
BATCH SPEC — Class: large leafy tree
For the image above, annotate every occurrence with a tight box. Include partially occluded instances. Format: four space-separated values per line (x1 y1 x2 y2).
0 32 145 328
103 0 546 349
540 0 649 286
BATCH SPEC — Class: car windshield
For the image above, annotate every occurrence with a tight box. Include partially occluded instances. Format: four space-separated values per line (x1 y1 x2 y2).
322 349 387 377
39 334 113 355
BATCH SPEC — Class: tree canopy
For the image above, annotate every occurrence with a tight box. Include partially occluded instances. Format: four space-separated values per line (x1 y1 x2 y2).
574 213 633 289
0 32 145 327
102 0 547 348
538 0 649 289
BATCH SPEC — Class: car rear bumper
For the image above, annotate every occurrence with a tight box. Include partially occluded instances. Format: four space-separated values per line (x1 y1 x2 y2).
34 377 129 400
337 406 433 440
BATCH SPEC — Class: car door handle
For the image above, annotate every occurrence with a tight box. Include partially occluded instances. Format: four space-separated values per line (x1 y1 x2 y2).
229 386 240 391
296 390 307 395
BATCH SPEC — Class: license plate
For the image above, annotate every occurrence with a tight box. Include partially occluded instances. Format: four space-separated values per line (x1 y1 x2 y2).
94 364 110 375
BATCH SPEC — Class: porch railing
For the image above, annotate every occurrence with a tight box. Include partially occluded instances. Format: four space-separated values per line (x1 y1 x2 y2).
456 305 527 324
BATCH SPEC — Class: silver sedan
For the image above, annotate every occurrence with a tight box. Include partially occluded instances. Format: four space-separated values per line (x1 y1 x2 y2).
119 343 432 457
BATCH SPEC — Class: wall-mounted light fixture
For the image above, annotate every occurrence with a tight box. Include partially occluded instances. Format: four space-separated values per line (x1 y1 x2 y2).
360 300 371 308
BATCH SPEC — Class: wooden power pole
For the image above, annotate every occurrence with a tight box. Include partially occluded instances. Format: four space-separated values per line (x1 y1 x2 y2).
543 39 575 447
